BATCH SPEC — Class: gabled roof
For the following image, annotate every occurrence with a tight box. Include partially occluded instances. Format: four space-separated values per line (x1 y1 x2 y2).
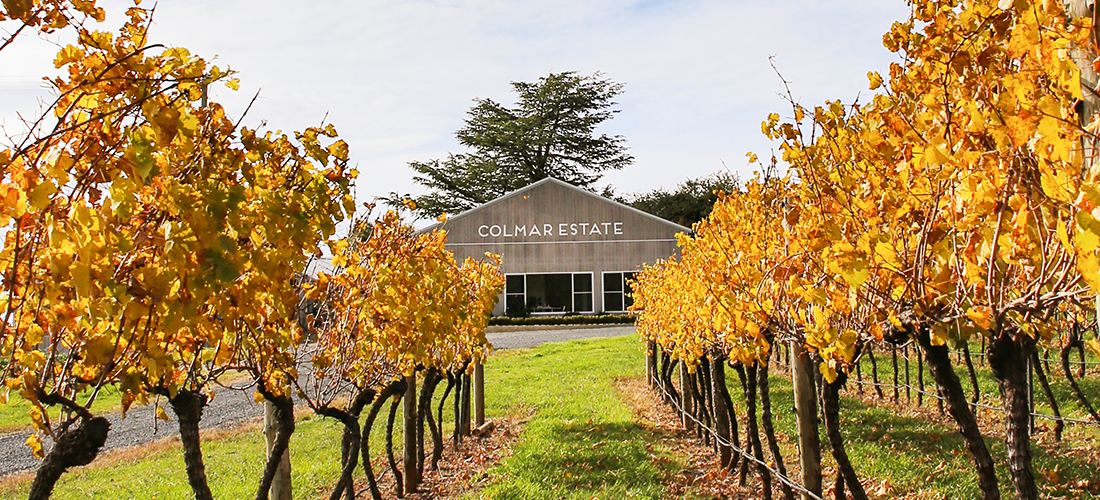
419 177 692 235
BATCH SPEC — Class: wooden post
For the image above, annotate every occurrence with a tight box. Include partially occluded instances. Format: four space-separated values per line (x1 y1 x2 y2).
474 362 485 427
790 341 822 500
642 345 651 386
904 344 912 405
264 400 292 500
460 370 472 437
404 374 418 492
679 361 694 431
892 345 900 403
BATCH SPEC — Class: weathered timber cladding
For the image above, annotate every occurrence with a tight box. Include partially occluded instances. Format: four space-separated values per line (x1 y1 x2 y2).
423 178 688 314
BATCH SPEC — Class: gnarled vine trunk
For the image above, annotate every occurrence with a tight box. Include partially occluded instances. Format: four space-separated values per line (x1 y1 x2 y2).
339 388 375 500
987 329 1037 500
435 373 456 469
708 356 732 469
28 416 110 500
820 373 866 500
419 369 444 472
744 363 772 500
716 361 742 474
917 326 1000 500
733 364 751 486
759 357 794 500
168 389 213 500
317 406 361 500
962 343 981 408
362 380 406 500
386 389 404 498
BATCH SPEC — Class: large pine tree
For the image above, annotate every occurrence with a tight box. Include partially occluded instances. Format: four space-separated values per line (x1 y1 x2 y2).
396 71 633 217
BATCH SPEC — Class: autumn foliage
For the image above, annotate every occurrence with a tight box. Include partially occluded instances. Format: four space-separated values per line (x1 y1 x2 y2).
632 1 1100 499
1 2 502 500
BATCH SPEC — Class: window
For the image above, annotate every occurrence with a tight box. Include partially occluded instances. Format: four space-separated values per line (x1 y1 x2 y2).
602 271 636 312
505 275 525 316
503 272 594 314
573 273 593 313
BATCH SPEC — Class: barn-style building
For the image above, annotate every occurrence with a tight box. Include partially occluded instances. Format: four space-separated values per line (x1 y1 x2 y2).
422 177 689 316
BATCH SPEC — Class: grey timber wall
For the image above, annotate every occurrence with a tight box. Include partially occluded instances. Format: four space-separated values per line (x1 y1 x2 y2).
423 178 688 315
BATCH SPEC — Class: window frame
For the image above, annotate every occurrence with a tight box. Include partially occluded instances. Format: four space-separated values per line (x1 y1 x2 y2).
602 270 637 312
503 271 595 314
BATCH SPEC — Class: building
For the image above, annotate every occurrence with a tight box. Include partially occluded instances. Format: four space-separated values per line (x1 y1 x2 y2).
422 177 690 316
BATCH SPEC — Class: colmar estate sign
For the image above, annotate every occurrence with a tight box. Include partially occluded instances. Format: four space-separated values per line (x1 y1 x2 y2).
477 221 624 239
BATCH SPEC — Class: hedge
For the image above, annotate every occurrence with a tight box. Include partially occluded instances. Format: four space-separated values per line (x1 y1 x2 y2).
487 314 635 326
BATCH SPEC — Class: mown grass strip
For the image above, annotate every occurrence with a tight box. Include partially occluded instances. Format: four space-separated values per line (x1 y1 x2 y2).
472 335 679 499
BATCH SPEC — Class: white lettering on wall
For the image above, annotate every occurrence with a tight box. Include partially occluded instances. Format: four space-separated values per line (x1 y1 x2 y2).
476 221 628 239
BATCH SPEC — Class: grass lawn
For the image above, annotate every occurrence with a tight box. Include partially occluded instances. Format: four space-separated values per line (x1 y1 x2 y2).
471 336 680 500
0 387 125 434
0 334 683 500
1 334 1094 499
763 346 1100 498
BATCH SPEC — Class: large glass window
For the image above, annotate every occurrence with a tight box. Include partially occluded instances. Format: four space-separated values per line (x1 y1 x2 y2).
503 272 594 314
525 274 573 312
602 271 636 312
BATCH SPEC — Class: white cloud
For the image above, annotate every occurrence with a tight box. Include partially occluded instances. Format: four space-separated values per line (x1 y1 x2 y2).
0 0 911 199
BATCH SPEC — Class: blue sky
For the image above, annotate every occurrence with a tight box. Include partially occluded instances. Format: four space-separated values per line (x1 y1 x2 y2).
1 0 912 205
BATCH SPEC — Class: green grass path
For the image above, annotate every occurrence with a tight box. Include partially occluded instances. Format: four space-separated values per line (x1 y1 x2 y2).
0 334 681 500
472 335 677 499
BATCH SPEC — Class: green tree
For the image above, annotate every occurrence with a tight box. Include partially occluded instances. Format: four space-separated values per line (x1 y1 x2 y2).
397 71 633 217
620 171 740 227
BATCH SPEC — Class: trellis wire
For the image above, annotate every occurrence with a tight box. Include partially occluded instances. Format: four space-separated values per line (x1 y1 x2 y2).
840 370 1100 428
649 367 825 500
952 348 1100 367
772 343 1100 430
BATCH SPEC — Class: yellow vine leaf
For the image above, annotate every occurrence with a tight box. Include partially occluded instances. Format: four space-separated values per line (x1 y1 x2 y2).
26 434 44 460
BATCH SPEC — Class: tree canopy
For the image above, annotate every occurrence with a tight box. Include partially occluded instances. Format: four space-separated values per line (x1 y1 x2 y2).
620 171 740 227
397 71 632 218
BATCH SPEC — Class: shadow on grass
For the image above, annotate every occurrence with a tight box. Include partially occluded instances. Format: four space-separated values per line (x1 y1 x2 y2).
837 383 1100 498
541 420 678 490
730 365 1100 498
480 419 673 500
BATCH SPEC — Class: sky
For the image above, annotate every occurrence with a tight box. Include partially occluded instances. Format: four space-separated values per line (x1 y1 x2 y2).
0 0 913 208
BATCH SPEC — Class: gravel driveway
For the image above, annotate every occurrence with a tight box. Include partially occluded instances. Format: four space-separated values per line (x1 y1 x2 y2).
486 324 635 350
0 325 634 478
0 385 260 478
